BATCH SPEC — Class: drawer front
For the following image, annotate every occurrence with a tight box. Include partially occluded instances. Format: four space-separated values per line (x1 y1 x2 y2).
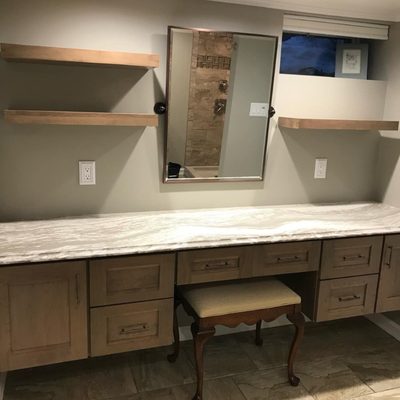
177 247 253 284
316 275 378 322
90 254 175 306
90 299 173 356
321 236 383 279
253 241 321 277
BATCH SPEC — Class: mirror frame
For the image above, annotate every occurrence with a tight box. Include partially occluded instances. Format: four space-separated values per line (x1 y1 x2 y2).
163 26 279 184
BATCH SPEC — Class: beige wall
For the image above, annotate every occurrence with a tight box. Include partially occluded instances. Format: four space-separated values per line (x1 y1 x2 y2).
371 23 400 206
0 0 387 221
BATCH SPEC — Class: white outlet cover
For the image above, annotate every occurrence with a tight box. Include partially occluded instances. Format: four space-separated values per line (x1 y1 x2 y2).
79 161 96 185
314 158 328 179
249 102 269 117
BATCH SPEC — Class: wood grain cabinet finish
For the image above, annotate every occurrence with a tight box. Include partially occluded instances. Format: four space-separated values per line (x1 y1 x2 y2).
0 261 88 372
253 241 321 277
90 253 175 307
177 246 253 285
376 235 400 312
320 236 383 280
316 275 378 322
90 299 173 356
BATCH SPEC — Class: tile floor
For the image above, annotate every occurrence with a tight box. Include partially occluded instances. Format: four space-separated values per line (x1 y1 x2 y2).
4 317 400 400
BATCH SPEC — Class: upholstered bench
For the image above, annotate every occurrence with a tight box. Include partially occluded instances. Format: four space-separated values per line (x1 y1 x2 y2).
168 279 305 400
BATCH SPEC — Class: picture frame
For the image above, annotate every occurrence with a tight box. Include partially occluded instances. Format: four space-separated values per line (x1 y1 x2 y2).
335 43 369 79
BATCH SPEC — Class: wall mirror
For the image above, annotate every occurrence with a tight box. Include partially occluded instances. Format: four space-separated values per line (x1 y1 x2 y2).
163 27 278 183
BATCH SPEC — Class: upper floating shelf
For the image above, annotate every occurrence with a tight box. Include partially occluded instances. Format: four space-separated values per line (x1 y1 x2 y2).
0 43 160 69
4 110 158 127
278 117 399 131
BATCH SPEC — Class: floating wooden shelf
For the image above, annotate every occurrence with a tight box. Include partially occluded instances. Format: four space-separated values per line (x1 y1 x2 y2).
0 43 160 69
4 110 158 127
278 117 399 131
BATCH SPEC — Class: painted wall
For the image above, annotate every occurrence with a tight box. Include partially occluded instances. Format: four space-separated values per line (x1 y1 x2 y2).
0 0 387 221
370 23 400 206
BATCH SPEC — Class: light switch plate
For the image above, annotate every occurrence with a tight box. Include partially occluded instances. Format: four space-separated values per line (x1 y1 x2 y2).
314 158 328 179
79 161 96 185
249 102 269 117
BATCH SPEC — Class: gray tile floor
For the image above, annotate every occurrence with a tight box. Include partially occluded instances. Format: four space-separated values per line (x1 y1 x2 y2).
5 317 400 400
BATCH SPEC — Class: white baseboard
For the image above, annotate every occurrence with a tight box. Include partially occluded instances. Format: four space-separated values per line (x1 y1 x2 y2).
0 372 6 400
367 314 400 342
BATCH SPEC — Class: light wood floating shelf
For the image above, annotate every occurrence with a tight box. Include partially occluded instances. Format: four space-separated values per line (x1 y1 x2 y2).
0 43 160 69
4 110 158 127
278 117 399 131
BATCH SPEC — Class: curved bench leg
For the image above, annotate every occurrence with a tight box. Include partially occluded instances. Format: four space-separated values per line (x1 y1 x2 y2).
255 320 263 346
191 322 215 400
287 312 305 386
167 299 181 363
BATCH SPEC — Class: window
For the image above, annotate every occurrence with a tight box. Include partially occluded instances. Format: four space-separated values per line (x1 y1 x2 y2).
280 33 371 78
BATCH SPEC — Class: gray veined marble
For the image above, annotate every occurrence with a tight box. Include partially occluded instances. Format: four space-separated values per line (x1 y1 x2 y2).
2 202 400 265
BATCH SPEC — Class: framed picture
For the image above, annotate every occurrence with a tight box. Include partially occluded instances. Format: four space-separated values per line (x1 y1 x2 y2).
335 43 368 79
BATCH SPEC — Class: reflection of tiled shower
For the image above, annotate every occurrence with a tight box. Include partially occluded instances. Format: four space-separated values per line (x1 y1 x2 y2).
184 31 233 167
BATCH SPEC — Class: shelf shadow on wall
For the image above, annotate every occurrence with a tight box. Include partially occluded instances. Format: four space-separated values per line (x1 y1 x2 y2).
0 60 148 112
376 136 400 202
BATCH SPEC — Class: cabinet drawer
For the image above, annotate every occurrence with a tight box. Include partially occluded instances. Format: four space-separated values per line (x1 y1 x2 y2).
316 275 378 322
90 254 175 306
253 241 321 277
321 236 383 279
90 299 173 356
177 247 253 285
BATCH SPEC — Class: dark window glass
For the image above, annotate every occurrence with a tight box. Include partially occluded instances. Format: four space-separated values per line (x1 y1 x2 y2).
280 33 350 77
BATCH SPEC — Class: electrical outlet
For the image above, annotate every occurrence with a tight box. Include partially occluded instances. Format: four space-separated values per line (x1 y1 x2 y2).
314 158 327 179
79 161 96 185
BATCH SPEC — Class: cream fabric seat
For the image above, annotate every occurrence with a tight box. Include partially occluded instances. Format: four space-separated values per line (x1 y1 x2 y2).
180 279 301 318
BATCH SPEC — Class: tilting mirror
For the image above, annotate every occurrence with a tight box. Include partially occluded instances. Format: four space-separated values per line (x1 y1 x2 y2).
163 27 278 183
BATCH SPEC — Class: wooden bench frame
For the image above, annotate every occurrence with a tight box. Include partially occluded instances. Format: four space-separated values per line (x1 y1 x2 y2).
168 287 305 400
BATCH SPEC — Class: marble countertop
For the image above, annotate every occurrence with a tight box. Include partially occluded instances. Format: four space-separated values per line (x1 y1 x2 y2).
1 202 400 265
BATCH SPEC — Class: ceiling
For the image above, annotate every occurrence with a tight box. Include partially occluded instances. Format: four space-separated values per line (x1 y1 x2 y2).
208 0 400 22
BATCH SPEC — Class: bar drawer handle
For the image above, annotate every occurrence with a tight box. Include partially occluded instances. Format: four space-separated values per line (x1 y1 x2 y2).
205 261 234 269
338 295 361 302
119 323 149 335
342 255 364 262
75 274 80 305
385 246 393 267
277 255 300 263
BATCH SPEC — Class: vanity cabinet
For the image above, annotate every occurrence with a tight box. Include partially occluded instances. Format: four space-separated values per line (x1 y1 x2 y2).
177 247 253 285
376 235 400 312
253 241 321 277
89 253 175 357
0 261 88 372
316 236 383 322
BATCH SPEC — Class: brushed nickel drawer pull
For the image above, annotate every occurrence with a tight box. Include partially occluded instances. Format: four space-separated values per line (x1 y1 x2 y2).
385 246 393 267
342 254 364 262
277 255 300 263
338 295 361 302
119 323 149 335
205 261 234 270
75 273 80 305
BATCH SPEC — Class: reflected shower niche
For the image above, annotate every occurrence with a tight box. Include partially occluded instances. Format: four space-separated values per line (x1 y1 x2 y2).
164 27 278 183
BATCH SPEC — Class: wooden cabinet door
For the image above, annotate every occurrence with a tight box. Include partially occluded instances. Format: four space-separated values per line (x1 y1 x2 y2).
376 235 400 313
0 261 88 372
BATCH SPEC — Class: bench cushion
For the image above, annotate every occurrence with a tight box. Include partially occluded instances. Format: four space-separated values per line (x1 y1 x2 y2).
180 279 301 318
